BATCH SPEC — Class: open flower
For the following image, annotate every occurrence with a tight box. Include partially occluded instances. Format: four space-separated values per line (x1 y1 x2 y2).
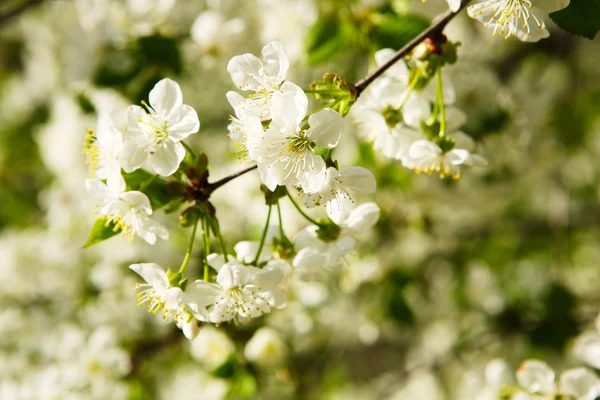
467 0 570 42
119 78 200 176
302 166 377 210
191 259 287 324
85 178 168 244
252 83 344 193
227 41 289 120
130 263 210 331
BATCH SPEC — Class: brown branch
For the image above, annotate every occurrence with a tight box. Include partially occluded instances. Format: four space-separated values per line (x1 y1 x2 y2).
354 0 473 96
206 164 258 193
0 0 45 27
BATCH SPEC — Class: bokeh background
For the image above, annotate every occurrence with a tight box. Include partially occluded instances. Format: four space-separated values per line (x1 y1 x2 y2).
1 0 600 398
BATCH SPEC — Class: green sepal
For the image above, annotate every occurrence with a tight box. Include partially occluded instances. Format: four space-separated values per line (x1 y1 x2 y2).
308 73 357 117
83 217 121 248
122 169 172 209
272 236 295 260
168 270 184 287
316 221 342 242
438 137 456 153
179 204 207 227
261 185 287 206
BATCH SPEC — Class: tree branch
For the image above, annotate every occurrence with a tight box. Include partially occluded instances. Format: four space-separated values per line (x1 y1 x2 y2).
206 164 258 193
354 0 473 96
0 0 45 27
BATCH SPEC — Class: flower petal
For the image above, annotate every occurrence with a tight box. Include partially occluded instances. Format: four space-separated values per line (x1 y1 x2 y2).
261 41 289 88
148 78 183 117
271 81 307 129
166 104 200 141
149 140 185 176
129 263 169 289
227 53 264 91
306 108 344 149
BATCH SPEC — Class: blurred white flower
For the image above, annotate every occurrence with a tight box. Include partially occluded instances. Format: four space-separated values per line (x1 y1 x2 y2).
191 326 235 370
192 259 287 324
83 112 124 192
119 78 200 176
244 327 287 367
516 359 555 395
467 0 570 42
190 10 245 56
227 41 290 120
559 368 600 400
85 179 168 244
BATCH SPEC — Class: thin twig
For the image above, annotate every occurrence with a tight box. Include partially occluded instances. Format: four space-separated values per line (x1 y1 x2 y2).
206 164 258 193
354 0 473 96
0 0 45 27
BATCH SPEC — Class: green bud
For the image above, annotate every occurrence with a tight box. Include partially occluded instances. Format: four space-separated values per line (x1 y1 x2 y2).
261 185 287 206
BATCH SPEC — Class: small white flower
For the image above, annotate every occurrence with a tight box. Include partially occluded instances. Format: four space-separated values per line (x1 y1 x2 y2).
83 112 124 192
192 259 287 324
467 0 570 42
293 202 380 278
190 326 235 370
119 78 200 176
227 41 290 120
244 327 287 367
85 178 168 244
302 166 377 211
253 83 345 193
190 10 245 56
516 359 556 395
130 263 187 321
559 368 600 400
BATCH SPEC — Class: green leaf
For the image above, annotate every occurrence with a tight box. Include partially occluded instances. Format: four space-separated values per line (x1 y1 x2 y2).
304 12 354 65
550 0 600 40
83 218 121 248
371 13 430 50
122 170 172 209
137 34 183 74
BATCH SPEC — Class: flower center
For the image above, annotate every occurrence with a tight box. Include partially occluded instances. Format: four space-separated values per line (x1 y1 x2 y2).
474 0 544 39
286 131 313 154
382 105 404 128
83 128 99 177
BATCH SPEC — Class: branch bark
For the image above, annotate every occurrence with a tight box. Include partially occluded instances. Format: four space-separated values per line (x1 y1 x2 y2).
354 0 473 96
0 0 45 27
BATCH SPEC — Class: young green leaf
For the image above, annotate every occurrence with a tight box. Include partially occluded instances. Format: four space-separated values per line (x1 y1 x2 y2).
83 218 121 248
550 0 600 40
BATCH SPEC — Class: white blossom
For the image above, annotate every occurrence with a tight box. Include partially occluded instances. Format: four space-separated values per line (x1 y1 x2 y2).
252 83 345 193
244 327 287 367
83 112 124 192
85 179 168 244
191 259 287 324
119 78 200 176
516 359 556 395
190 326 235 370
467 0 570 42
227 41 290 120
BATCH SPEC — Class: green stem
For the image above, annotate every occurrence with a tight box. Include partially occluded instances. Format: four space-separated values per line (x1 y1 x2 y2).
436 69 447 138
202 217 211 281
277 201 286 240
182 141 196 159
286 189 322 227
252 206 272 266
303 89 345 94
214 219 229 259
397 70 422 110
306 96 344 118
179 216 199 275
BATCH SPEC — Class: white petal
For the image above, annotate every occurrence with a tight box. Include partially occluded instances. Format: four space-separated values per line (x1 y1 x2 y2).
141 217 169 241
516 360 556 395
403 93 431 128
227 53 264 91
374 49 409 83
338 166 376 194
148 78 183 117
342 202 380 233
189 280 223 308
165 104 200 141
559 368 600 399
149 140 185 176
85 179 116 203
445 149 471 166
216 262 251 289
292 248 329 281
447 0 461 12
298 154 326 193
306 108 344 149
118 139 150 173
574 332 600 369
260 41 289 88
409 140 441 160
129 263 169 289
120 191 152 214
445 107 468 132
271 81 307 129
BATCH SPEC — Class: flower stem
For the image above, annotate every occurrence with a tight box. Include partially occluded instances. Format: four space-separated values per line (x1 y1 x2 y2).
214 219 229 259
305 96 344 118
252 205 272 266
181 141 196 159
179 216 199 275
286 189 322 227
139 174 159 191
397 70 421 110
207 165 258 193
436 69 447 138
277 201 287 240
202 217 211 281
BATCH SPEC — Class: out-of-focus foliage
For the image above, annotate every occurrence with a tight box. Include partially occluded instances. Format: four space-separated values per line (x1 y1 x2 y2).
1 0 600 399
